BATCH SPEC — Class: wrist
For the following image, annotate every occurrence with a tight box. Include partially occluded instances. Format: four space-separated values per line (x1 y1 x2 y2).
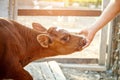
88 25 98 36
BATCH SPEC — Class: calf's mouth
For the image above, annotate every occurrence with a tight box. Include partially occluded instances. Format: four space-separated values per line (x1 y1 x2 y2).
76 38 86 51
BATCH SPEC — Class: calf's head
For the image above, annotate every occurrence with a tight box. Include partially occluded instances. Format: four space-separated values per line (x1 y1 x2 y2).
32 23 86 55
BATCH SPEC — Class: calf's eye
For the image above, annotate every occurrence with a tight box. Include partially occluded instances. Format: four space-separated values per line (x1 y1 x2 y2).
61 35 70 42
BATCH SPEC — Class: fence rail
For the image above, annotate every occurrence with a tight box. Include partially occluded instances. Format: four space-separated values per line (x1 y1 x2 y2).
18 9 101 16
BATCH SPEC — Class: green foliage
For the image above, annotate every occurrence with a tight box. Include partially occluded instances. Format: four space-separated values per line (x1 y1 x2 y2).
71 0 102 3
70 0 102 8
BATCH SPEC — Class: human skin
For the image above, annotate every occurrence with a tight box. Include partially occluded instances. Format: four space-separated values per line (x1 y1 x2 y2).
79 0 120 48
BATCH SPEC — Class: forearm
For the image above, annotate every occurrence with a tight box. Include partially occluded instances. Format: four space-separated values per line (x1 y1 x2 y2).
90 0 120 34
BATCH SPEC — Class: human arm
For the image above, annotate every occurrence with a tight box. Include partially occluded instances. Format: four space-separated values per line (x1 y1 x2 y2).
80 0 120 48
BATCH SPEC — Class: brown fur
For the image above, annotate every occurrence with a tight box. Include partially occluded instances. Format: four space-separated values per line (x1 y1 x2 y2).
0 18 86 80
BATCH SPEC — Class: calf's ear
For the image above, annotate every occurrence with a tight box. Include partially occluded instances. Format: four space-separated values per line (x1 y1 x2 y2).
37 34 51 48
32 23 47 32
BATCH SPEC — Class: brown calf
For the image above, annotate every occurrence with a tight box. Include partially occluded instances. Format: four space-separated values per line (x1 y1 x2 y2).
0 18 86 80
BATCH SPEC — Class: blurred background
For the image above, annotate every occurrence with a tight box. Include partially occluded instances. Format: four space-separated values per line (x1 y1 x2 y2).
18 0 101 9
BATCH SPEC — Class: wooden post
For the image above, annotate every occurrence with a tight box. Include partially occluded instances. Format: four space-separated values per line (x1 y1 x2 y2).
98 0 110 65
9 0 18 20
0 0 17 20
106 22 113 69
106 15 120 69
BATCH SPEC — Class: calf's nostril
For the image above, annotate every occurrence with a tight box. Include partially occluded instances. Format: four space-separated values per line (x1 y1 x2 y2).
83 39 86 46
79 38 86 46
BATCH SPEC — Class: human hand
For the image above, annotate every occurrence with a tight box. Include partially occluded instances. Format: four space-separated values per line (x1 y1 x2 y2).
79 28 96 49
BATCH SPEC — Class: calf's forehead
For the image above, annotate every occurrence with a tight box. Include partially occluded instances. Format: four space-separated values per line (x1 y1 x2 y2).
55 29 82 38
47 27 83 38
48 28 69 36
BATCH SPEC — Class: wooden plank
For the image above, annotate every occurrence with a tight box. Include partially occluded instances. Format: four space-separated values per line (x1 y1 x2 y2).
106 21 113 69
38 58 98 64
99 26 108 65
24 63 44 80
48 61 66 80
106 15 120 69
18 9 101 16
98 0 110 65
33 63 45 80
60 63 106 71
9 0 18 20
39 62 56 80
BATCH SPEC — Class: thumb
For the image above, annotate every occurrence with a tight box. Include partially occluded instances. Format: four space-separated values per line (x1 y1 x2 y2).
82 39 90 49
